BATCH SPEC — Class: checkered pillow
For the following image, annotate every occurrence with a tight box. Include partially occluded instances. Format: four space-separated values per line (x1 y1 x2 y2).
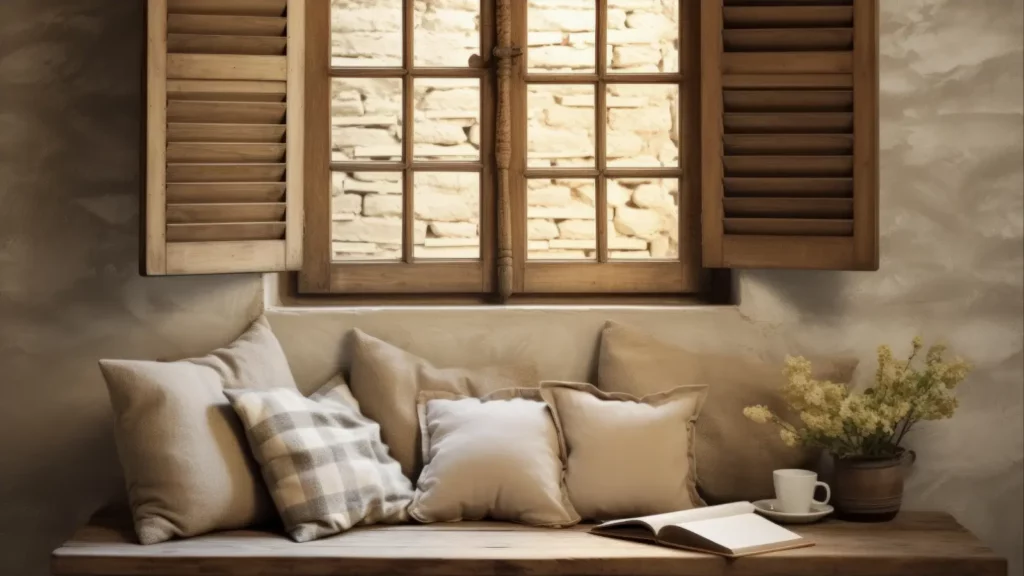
226 375 413 542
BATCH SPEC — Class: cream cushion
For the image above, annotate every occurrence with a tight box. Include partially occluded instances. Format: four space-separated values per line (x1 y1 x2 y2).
99 316 298 544
597 322 857 504
408 389 580 527
347 329 538 481
541 382 707 521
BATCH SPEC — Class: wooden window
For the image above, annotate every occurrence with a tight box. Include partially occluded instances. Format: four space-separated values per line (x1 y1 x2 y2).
299 0 496 295
144 0 880 297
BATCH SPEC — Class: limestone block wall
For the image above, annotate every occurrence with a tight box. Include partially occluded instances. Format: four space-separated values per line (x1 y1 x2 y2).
330 0 680 261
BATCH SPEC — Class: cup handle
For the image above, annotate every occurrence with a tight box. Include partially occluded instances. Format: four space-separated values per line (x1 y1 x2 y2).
813 481 831 506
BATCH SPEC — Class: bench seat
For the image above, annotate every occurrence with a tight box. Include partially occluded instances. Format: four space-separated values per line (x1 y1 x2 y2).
52 510 1005 576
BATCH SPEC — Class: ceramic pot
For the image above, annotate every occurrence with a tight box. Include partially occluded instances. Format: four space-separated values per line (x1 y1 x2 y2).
832 449 914 522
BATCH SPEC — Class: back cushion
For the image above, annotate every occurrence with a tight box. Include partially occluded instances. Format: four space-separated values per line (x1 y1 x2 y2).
597 322 857 503
347 329 539 481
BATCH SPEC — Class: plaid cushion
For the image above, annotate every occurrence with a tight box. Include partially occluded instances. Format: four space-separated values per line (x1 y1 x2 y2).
226 375 413 542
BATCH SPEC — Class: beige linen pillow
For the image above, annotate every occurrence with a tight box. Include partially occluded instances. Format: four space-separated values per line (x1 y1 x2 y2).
408 389 580 527
347 329 538 481
597 322 857 504
226 375 413 542
541 382 707 521
99 316 297 544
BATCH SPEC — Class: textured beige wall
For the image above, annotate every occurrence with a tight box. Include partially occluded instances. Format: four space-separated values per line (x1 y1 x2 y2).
0 1 1021 576
0 1 264 574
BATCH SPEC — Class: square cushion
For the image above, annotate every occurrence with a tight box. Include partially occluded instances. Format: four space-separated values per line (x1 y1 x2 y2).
226 375 413 542
99 316 297 544
408 389 580 527
597 322 857 503
541 381 707 521
347 329 539 481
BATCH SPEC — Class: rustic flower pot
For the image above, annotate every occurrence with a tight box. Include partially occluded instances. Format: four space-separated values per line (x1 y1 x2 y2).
832 450 914 522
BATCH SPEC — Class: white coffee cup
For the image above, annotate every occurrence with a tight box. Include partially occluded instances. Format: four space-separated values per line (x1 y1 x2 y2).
773 469 830 514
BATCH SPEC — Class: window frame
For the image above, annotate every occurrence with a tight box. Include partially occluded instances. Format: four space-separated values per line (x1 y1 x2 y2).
298 0 713 301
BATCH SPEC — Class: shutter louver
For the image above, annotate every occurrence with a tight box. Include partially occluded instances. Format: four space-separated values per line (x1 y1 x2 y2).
702 0 878 270
145 0 304 275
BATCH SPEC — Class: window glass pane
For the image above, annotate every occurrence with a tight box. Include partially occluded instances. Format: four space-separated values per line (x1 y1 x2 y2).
605 84 678 167
528 84 595 168
332 78 403 162
414 78 480 161
331 0 402 67
528 178 597 261
332 171 404 261
528 3 596 73
608 177 678 260
414 2 481 67
414 172 480 260
606 2 679 73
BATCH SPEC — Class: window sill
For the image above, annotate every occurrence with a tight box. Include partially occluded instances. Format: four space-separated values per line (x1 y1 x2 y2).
265 271 735 309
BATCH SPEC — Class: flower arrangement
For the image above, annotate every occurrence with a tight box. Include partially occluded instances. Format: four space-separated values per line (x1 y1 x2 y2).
743 337 971 459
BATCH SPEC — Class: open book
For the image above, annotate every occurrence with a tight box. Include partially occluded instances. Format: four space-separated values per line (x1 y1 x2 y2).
590 502 812 558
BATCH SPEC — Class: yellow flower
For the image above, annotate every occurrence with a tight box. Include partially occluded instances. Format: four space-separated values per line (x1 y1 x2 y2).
743 405 773 424
779 428 799 447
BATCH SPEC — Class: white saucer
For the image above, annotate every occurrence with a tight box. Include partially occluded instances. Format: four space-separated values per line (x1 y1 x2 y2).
752 499 834 524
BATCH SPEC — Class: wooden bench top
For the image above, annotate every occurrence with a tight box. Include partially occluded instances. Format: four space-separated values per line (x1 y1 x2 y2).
53 511 1005 576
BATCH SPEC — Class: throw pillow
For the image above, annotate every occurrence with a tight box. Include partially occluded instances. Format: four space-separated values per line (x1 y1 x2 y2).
226 375 413 542
596 321 858 504
98 316 297 544
408 389 580 527
541 381 707 521
347 329 539 481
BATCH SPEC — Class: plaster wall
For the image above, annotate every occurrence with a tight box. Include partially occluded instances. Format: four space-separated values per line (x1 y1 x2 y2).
0 1 1021 575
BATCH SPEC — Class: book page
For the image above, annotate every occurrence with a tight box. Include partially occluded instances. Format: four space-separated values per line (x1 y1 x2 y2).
595 502 756 535
662 513 802 554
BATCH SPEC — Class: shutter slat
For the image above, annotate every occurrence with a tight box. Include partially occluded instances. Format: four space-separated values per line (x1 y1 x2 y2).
724 134 853 155
725 113 853 133
168 14 286 36
167 80 287 102
167 123 286 142
724 156 853 177
724 177 853 197
724 198 853 218
167 54 287 81
724 6 854 28
724 28 853 51
703 0 878 270
167 100 287 124
724 90 852 111
167 222 287 242
167 182 287 203
168 0 287 17
167 163 287 183
167 143 287 163
168 34 288 56
167 202 286 224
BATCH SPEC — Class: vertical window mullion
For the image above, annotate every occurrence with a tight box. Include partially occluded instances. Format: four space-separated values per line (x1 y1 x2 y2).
595 0 609 263
401 0 415 263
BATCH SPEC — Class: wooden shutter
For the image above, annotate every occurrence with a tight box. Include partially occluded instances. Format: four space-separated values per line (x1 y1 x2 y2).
701 0 878 270
144 0 304 275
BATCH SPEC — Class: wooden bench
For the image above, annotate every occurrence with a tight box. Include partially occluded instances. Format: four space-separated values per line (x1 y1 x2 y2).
53 510 1006 576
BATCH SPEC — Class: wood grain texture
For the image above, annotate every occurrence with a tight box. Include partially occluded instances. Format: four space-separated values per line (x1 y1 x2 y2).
701 0 725 267
166 142 287 163
145 0 168 275
166 163 286 183
165 240 287 274
167 122 287 142
167 54 287 81
167 79 288 101
167 14 287 36
167 0 287 17
166 202 286 224
167 100 287 124
525 262 690 294
51 512 1006 576
852 0 880 270
166 222 286 242
297 0 332 292
166 182 287 203
723 52 852 74
724 28 853 52
284 0 306 269
168 34 288 56
494 0 515 301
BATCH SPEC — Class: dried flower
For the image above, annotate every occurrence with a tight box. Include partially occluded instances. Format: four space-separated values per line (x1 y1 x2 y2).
743 337 971 458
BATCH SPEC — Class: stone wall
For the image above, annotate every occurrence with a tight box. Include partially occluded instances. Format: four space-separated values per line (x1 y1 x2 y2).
330 0 680 261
